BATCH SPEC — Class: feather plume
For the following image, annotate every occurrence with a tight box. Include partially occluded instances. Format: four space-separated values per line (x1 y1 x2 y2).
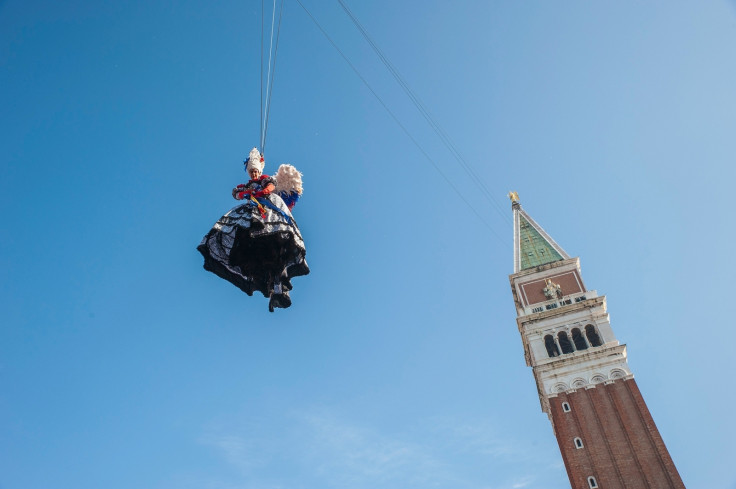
274 164 303 195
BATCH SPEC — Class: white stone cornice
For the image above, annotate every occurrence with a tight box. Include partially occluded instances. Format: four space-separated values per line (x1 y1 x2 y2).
509 257 579 281
531 344 632 412
517 295 605 325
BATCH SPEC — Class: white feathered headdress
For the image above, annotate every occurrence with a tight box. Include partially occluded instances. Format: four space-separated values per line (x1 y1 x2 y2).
245 147 265 173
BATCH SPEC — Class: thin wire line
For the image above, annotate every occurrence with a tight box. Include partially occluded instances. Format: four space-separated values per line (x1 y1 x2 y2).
263 0 285 155
337 0 511 225
294 0 506 245
262 0 278 150
258 0 265 148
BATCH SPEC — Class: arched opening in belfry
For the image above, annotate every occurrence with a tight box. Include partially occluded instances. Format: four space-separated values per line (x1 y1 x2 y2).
545 334 560 357
572 328 588 351
558 331 574 354
585 325 602 347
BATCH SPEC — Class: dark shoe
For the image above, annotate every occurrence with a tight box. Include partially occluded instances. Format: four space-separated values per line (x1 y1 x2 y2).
268 290 292 310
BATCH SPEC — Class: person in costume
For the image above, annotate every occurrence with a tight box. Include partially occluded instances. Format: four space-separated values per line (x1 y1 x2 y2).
197 148 309 312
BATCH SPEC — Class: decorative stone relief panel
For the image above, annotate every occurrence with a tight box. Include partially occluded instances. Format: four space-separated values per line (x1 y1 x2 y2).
610 368 626 379
542 361 633 396
571 378 587 388
590 374 606 384
519 270 584 306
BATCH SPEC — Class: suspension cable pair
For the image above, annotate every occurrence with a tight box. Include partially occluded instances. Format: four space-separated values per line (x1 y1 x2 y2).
335 0 510 227
295 0 509 243
256 0 510 243
260 0 285 155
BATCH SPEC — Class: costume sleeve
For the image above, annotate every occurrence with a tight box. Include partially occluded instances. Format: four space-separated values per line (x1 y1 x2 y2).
254 176 275 197
233 184 248 200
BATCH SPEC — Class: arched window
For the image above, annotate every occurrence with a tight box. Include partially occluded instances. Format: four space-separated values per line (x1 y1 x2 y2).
545 335 560 357
585 325 602 347
562 402 571 412
558 331 574 354
574 437 584 449
587 476 598 488
571 328 588 350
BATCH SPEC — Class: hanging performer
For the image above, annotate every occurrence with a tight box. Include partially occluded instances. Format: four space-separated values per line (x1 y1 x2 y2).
197 148 309 312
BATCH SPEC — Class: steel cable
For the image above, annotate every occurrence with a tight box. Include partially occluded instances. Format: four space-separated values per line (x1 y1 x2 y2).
294 0 507 245
337 0 511 225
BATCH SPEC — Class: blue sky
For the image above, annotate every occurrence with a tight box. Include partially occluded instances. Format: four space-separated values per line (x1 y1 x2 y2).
2 1 736 488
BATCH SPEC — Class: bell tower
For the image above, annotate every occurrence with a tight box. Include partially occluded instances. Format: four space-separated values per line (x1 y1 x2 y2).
507 193 684 489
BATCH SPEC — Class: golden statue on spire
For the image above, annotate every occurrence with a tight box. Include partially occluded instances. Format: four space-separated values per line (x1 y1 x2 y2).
508 191 520 203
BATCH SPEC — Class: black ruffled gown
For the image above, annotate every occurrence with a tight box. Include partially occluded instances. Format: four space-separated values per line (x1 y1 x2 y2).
197 175 309 311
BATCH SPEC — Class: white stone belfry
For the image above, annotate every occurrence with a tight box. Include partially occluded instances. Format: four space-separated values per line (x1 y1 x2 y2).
509 199 632 416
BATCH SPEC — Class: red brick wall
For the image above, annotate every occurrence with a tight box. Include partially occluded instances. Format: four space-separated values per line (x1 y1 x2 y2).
549 379 684 489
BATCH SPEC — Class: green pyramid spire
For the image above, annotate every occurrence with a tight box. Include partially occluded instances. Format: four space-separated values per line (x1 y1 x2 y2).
518 214 564 270
510 193 570 272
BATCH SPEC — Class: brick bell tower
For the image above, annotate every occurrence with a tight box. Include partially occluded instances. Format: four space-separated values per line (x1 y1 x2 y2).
507 193 684 489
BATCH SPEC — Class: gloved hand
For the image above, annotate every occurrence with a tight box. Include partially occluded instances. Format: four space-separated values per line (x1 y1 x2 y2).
233 185 250 200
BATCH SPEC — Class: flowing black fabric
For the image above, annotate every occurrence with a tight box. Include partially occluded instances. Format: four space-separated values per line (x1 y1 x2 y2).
197 186 308 311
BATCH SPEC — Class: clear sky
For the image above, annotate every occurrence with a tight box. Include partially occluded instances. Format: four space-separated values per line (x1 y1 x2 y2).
2 1 736 488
